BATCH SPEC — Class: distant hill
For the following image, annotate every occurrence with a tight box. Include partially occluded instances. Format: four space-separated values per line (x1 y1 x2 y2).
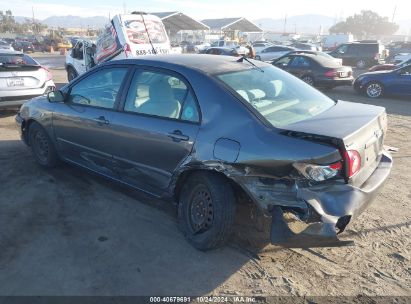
42 15 108 29
254 14 336 34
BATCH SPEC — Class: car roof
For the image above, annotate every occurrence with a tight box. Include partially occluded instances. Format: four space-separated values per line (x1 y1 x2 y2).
284 53 340 67
104 54 270 74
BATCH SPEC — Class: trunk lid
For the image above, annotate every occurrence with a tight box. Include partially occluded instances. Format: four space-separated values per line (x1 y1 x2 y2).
0 65 45 91
282 100 387 187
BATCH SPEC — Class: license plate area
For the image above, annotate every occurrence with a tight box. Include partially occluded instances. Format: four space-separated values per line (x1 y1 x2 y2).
339 72 348 78
7 78 25 87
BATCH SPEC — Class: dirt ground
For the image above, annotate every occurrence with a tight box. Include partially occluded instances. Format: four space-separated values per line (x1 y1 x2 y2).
0 61 410 297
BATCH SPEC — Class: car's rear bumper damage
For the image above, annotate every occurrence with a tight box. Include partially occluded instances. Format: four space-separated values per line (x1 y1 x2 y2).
233 151 393 248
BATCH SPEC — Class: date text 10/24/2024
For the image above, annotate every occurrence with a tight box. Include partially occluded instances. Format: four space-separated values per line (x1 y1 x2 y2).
150 296 258 303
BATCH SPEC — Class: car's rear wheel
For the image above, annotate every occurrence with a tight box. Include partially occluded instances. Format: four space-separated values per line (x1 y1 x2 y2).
356 59 367 69
301 75 315 86
365 82 384 98
178 172 236 251
29 122 59 168
67 67 78 82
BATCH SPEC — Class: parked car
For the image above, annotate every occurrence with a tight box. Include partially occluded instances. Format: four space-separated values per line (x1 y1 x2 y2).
0 51 55 108
194 41 210 52
12 41 35 53
386 41 411 60
287 50 342 65
210 40 248 55
329 41 387 69
0 40 14 51
272 52 353 89
252 42 272 53
16 54 392 250
255 45 296 61
204 47 240 56
353 64 411 98
392 53 411 63
368 58 411 72
290 42 322 52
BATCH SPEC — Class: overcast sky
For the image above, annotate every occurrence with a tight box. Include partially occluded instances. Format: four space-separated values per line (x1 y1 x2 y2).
1 0 409 21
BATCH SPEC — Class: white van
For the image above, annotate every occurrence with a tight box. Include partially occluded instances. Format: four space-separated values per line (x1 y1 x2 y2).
322 34 354 51
65 12 171 81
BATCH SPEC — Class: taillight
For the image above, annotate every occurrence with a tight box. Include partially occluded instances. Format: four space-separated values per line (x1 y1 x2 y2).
124 43 132 58
344 150 361 178
40 67 52 81
324 69 337 77
293 161 343 181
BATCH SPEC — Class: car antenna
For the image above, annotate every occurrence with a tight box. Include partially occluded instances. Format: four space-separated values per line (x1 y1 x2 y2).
136 11 157 55
237 55 264 73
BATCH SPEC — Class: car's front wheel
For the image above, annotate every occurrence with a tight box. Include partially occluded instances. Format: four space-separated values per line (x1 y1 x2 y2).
365 82 384 98
67 67 78 82
29 122 59 168
178 172 236 251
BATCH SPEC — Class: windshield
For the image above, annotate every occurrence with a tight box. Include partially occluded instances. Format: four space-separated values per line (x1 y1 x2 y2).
0 54 38 65
217 66 335 127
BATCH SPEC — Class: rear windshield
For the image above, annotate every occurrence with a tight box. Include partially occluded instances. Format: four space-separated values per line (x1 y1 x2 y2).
0 54 38 65
217 66 335 127
123 18 168 44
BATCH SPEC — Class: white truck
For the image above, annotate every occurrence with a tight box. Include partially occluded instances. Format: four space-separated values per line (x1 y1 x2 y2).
65 12 171 81
321 34 354 51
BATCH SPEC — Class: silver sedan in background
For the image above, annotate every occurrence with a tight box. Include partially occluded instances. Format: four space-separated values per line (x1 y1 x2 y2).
0 50 55 109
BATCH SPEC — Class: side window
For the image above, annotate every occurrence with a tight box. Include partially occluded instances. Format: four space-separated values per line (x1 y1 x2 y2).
69 67 127 109
274 56 292 66
337 45 348 54
290 56 311 67
124 70 200 122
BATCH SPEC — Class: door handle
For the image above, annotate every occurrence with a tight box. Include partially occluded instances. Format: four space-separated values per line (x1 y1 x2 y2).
167 130 189 142
93 116 110 125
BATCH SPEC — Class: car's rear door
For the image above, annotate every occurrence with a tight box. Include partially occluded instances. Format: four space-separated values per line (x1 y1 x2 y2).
52 65 130 178
109 67 201 196
286 56 313 78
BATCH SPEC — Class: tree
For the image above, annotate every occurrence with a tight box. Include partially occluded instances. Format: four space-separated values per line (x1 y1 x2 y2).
329 10 399 37
0 10 47 34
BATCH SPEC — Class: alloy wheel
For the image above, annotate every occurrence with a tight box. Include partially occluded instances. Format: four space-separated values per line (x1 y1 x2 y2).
366 83 383 98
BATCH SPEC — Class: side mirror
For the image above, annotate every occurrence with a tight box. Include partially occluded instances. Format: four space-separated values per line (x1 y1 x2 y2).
47 90 65 103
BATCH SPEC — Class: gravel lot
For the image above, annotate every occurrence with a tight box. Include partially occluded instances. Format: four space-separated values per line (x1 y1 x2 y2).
0 54 410 297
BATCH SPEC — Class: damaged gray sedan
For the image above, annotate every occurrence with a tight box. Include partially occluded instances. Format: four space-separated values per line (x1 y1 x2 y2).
15 55 393 250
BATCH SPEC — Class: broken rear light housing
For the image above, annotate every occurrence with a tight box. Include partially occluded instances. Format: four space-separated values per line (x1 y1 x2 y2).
293 161 343 181
344 150 361 177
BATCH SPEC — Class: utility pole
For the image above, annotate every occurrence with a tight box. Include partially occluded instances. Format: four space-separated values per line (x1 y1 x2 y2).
392 4 397 23
283 14 287 34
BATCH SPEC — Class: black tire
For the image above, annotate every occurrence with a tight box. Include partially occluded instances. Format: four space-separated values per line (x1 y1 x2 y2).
29 122 59 168
178 172 236 251
365 81 384 98
67 67 78 82
301 75 315 86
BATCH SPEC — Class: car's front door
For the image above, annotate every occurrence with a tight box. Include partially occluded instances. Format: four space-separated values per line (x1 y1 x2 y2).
71 41 87 75
110 68 201 196
52 66 130 177
391 65 411 95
